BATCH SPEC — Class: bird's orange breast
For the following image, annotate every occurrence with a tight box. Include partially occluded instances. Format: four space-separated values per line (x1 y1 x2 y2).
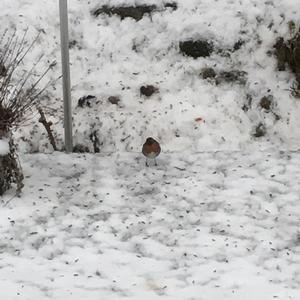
142 142 161 158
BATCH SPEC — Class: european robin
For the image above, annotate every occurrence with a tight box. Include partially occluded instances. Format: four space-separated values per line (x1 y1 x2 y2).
142 137 161 166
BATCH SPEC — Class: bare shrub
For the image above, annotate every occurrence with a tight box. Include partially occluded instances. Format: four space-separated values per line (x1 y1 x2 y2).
0 29 54 196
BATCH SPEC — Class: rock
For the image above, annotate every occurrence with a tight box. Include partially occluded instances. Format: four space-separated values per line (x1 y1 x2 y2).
165 2 178 10
77 95 97 108
92 5 156 21
201 67 216 79
233 40 245 51
253 123 266 138
179 40 213 58
69 39 81 50
273 112 281 121
92 3 177 20
260 95 273 111
108 96 120 105
202 69 247 85
216 70 247 85
140 85 159 97
73 144 90 153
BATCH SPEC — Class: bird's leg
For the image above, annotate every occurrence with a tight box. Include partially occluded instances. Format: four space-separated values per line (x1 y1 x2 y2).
154 158 158 166
145 159 149 167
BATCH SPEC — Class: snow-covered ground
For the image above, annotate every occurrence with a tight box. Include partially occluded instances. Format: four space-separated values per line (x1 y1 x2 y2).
1 0 300 299
1 151 300 299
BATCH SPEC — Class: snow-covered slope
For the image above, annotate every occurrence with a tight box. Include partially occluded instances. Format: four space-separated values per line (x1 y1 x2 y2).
1 0 300 152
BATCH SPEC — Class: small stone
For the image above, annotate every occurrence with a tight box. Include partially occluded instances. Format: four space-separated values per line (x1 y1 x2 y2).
233 40 245 51
217 70 247 85
253 123 266 138
108 96 120 105
165 2 178 10
69 40 78 49
140 85 158 97
201 67 216 79
260 95 273 111
77 95 96 108
73 144 90 153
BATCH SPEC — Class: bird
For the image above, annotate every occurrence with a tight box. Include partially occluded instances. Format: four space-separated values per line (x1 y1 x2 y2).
142 137 161 167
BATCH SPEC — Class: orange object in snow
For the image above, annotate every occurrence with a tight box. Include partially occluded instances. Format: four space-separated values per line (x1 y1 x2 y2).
194 117 203 122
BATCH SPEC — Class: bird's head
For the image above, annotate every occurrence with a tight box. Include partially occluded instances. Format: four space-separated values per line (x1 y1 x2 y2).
145 137 155 145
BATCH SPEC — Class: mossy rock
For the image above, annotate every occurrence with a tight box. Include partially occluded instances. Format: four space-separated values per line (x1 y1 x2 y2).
180 40 213 58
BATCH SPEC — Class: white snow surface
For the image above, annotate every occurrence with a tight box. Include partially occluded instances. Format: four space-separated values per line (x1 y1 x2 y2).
0 0 300 152
0 139 9 155
1 151 300 299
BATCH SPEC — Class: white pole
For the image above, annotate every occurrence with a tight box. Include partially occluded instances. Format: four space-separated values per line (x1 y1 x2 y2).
59 0 73 153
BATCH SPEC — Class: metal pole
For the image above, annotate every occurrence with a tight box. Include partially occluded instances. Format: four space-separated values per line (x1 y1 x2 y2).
59 0 73 153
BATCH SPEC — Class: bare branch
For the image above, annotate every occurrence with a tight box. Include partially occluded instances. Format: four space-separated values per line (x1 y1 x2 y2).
0 29 54 132
37 106 57 151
